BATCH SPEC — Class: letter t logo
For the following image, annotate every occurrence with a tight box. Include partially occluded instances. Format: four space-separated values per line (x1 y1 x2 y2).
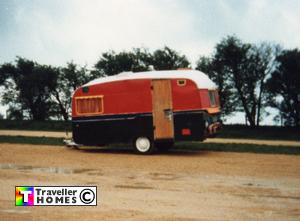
16 187 34 206
20 190 32 203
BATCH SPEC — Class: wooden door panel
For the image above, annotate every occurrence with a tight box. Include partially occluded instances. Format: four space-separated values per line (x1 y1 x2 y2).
151 79 174 140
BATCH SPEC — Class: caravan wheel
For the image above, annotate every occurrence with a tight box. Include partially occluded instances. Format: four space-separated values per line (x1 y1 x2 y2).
134 137 154 154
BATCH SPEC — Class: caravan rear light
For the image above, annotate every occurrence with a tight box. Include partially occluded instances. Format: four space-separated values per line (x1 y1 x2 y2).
181 128 191 136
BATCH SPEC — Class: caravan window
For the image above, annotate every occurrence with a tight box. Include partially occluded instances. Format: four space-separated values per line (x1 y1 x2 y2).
177 79 186 86
208 91 216 107
76 96 103 115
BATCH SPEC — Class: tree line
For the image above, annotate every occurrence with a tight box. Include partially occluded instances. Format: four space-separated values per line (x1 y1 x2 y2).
0 35 299 127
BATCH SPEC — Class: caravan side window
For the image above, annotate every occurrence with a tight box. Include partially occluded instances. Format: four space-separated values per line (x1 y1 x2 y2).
208 90 216 107
76 96 104 115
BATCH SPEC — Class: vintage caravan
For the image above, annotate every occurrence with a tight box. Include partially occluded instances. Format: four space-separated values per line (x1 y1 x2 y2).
71 70 221 154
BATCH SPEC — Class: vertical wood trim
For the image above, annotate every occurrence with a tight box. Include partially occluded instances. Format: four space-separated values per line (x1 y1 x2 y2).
151 79 174 140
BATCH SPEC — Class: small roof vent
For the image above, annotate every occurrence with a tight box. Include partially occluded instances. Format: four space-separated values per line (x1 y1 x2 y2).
148 65 155 71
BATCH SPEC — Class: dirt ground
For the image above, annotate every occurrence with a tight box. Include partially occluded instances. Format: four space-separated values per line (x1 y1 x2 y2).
0 143 300 221
1 129 300 146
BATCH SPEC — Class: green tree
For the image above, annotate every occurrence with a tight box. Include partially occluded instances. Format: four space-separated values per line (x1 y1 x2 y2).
93 48 151 77
51 62 91 121
151 46 190 70
0 57 58 120
93 47 190 76
0 67 9 85
266 49 300 127
197 36 278 127
215 36 258 126
250 43 281 126
196 56 238 117
0 63 13 119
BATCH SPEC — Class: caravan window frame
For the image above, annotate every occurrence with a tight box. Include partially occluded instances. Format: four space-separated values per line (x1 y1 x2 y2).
75 95 104 115
208 90 216 107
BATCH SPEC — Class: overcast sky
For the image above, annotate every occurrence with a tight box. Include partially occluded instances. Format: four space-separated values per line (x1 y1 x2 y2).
1 0 300 67
0 0 300 123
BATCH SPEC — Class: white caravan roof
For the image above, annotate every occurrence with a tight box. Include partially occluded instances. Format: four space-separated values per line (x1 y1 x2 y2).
84 70 217 90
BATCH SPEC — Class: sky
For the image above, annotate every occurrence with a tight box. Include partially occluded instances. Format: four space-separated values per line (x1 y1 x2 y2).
0 0 300 124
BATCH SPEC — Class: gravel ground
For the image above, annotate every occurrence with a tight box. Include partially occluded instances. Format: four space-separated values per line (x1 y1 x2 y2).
0 143 299 221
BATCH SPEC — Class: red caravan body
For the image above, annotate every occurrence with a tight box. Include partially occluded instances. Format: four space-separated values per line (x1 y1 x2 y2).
72 70 221 117
71 70 221 150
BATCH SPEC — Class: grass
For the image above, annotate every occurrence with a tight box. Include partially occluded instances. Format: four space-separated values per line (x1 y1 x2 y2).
0 135 64 146
0 135 299 155
175 142 300 155
220 124 300 141
0 120 71 131
0 120 299 141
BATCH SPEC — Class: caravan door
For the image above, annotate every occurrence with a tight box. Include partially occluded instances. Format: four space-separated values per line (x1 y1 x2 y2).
151 79 174 140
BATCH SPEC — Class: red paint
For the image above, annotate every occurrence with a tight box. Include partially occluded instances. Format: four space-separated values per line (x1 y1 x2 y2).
171 80 201 111
181 128 191 136
72 78 221 117
199 89 211 108
72 80 152 117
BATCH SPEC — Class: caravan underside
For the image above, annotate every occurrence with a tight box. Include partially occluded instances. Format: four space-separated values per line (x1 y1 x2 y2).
72 110 219 146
